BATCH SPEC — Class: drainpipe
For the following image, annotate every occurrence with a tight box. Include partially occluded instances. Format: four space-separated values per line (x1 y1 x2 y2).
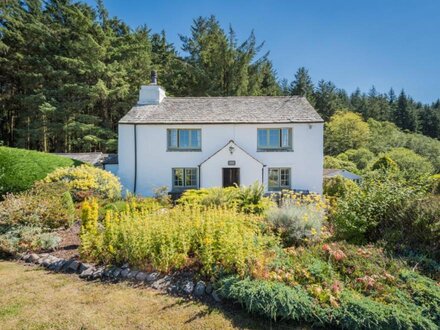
133 124 137 194
198 164 201 189
262 165 266 191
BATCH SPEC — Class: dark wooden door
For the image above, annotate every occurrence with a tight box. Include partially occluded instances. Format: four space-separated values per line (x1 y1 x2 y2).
223 168 240 187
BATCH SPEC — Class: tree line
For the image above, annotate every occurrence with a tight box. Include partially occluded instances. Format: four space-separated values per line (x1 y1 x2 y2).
1 0 439 153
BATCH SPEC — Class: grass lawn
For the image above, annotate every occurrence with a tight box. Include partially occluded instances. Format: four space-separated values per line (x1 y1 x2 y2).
0 147 81 195
0 262 296 330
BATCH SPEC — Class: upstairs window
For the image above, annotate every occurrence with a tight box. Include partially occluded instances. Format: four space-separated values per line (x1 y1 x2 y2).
257 128 292 151
167 129 201 150
172 168 198 190
268 168 291 190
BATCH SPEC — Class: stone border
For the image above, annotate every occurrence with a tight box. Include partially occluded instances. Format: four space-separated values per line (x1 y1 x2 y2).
19 252 221 302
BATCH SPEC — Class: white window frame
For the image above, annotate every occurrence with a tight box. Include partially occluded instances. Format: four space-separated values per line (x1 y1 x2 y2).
167 129 201 151
268 167 291 191
257 128 292 151
172 167 198 191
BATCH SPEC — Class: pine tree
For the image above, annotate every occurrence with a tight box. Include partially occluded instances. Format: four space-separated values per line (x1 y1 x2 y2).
394 90 418 132
289 67 314 104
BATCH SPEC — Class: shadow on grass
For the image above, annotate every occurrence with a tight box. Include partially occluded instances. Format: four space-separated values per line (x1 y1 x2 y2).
155 291 312 330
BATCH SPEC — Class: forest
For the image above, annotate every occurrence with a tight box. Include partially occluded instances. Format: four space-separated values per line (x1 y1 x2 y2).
1 0 440 154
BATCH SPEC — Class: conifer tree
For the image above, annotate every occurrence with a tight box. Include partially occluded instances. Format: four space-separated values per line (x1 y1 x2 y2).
289 67 315 104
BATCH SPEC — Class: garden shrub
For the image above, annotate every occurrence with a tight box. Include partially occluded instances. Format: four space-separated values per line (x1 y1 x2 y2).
178 183 273 215
80 204 277 276
323 176 360 198
339 290 437 330
0 226 60 256
217 276 319 323
0 182 76 229
337 148 374 170
331 176 425 243
383 195 440 259
430 174 440 194
370 155 399 172
218 243 440 329
384 147 434 179
43 164 121 201
266 193 327 247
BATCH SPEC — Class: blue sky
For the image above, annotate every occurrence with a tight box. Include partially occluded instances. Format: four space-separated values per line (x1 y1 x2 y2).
82 0 440 103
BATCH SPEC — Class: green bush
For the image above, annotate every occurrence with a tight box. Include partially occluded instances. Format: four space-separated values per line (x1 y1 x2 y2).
384 147 434 179
430 174 440 194
370 155 399 172
324 155 358 174
178 183 273 215
331 176 425 243
217 276 318 323
384 195 440 259
0 182 76 229
323 176 360 198
337 148 374 170
43 164 121 201
0 146 81 196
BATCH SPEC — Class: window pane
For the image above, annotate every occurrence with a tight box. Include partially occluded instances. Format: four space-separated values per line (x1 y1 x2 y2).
185 168 197 187
168 129 178 148
269 129 281 148
258 129 267 147
280 169 290 187
268 168 279 187
179 130 190 148
190 130 201 148
173 168 184 186
281 128 290 147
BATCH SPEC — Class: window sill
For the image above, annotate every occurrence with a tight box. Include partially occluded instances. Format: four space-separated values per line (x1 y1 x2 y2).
268 187 291 192
171 187 198 192
257 149 293 152
167 149 202 152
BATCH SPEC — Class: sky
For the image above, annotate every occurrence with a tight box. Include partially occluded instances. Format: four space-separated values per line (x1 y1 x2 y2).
81 0 440 104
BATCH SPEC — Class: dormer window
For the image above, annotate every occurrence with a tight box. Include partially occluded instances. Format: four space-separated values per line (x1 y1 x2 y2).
167 129 201 151
257 128 292 151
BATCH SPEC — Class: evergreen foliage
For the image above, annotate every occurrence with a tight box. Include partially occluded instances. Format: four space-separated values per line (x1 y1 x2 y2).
1 1 439 153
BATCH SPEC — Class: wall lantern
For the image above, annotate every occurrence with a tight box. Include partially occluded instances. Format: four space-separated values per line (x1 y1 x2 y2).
229 145 235 154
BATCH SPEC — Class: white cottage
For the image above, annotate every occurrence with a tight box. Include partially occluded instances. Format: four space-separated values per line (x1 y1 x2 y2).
117 75 324 196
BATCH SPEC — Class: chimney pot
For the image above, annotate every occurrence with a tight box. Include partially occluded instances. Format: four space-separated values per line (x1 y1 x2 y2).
150 70 157 85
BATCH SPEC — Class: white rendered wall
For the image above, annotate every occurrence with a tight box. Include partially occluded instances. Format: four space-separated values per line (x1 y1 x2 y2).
118 122 323 196
200 141 264 188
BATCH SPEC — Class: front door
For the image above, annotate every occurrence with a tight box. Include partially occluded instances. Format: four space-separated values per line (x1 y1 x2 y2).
223 168 240 187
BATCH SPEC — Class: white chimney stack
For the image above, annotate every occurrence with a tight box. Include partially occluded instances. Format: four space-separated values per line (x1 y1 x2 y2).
138 71 166 105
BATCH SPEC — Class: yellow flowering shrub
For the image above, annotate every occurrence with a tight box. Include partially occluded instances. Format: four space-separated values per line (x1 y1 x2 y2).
43 164 121 200
79 198 101 259
80 204 277 276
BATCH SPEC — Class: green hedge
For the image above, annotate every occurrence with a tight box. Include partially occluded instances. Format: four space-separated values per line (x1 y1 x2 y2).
0 146 81 196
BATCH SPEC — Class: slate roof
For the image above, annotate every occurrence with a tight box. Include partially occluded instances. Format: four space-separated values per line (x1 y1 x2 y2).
55 152 105 165
323 169 362 180
55 152 118 165
119 96 323 124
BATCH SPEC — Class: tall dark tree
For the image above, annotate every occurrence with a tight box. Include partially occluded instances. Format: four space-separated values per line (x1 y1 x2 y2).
314 80 347 120
289 67 315 104
394 90 418 132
